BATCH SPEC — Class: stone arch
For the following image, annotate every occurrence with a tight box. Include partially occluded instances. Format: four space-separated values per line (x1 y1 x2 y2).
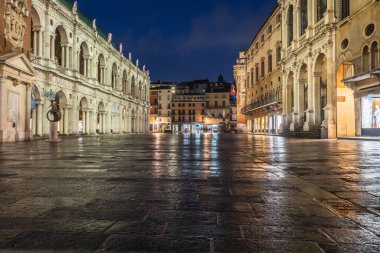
287 5 294 46
138 81 143 100
111 63 118 89
31 6 43 56
54 25 69 67
362 45 370 72
54 90 70 135
97 101 106 134
298 63 308 120
370 41 379 69
131 75 136 97
97 54 105 84
79 42 90 76
122 70 128 94
314 53 328 124
78 97 89 134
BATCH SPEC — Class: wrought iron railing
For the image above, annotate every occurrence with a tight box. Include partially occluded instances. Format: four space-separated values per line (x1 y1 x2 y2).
343 50 380 79
241 91 282 114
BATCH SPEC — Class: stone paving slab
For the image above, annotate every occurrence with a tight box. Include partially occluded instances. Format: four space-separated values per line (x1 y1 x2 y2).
0 134 380 252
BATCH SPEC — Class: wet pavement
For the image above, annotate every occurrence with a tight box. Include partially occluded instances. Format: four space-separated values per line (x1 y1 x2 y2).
0 134 380 253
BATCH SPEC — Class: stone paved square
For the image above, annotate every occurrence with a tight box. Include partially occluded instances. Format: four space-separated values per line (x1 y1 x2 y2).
1 134 380 252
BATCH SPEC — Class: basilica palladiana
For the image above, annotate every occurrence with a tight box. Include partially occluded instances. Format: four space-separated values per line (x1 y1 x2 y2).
0 0 150 142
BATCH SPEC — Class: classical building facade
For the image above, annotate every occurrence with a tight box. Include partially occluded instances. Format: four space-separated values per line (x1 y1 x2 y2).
149 82 174 132
150 77 237 133
233 51 248 133
236 6 283 134
28 0 150 137
235 0 378 138
336 0 380 137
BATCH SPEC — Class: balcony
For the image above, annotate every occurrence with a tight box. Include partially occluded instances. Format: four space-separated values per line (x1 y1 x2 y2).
241 92 282 115
343 50 380 83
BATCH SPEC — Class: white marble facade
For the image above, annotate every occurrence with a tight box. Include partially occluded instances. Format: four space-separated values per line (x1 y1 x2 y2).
29 0 150 136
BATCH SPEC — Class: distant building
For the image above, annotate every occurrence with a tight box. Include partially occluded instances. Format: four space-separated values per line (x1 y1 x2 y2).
150 76 237 133
150 82 174 132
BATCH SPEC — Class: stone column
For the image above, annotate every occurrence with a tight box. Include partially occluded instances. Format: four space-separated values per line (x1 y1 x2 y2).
25 84 32 140
324 31 337 138
64 107 69 135
38 30 43 57
65 46 70 69
37 101 43 136
86 111 90 134
43 101 50 135
32 29 38 55
32 109 37 135
51 36 55 60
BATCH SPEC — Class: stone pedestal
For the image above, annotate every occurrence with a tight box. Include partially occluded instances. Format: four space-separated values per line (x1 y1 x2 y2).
48 122 61 142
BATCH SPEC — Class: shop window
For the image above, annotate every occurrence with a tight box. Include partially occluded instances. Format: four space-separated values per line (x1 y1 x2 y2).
361 95 380 136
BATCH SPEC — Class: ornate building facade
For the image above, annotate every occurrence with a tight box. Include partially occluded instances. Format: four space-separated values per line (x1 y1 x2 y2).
27 0 150 137
236 6 283 134
336 0 380 137
235 0 379 138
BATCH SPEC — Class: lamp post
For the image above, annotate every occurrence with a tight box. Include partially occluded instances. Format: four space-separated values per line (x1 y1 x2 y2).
43 89 62 142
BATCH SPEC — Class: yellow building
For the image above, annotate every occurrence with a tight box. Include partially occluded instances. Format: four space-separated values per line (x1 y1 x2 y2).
336 0 380 137
234 6 283 134
171 94 205 133
150 83 174 132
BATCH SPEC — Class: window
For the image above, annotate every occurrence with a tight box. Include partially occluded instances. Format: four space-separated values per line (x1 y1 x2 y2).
363 46 370 72
317 0 327 21
261 34 265 43
341 0 350 20
215 101 218 107
276 14 281 24
268 54 273 73
300 0 308 35
222 101 226 107
250 69 254 86
268 25 273 34
261 59 265 77
371 42 379 69
255 43 258 49
276 46 281 65
288 5 294 46
255 67 259 82
365 24 375 37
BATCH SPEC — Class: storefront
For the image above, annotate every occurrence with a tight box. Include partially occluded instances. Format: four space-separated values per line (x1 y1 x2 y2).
360 93 380 136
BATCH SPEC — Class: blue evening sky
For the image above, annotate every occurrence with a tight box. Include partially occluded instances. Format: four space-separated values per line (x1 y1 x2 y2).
78 0 277 82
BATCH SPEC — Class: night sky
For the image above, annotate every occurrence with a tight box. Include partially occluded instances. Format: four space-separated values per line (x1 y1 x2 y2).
78 0 277 82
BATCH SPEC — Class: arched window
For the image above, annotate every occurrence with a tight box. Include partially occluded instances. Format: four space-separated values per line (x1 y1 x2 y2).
341 0 350 20
55 30 63 66
97 54 105 84
371 42 379 70
288 5 294 46
276 46 281 65
122 70 128 94
363 46 370 72
317 0 327 21
261 58 265 77
300 0 308 36
111 63 117 89
79 42 89 76
268 54 273 73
